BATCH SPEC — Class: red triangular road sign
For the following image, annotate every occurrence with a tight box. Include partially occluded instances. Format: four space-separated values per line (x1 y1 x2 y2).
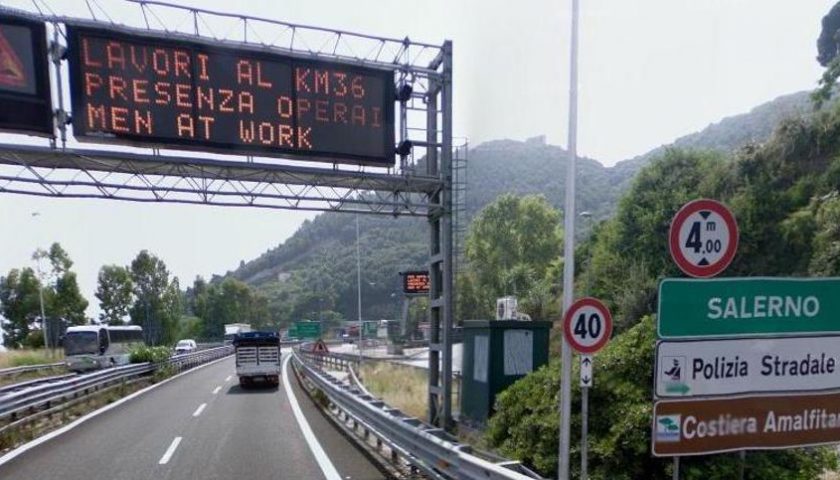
313 339 329 354
0 28 26 88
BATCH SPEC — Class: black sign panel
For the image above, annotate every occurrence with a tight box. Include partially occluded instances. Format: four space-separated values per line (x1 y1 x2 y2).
66 25 395 166
0 15 52 135
402 270 430 295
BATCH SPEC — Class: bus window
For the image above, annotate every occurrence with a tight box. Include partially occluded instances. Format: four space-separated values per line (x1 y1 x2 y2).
64 331 99 356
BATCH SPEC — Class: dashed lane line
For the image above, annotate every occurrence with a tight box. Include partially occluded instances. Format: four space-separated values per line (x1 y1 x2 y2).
212 386 222 395
158 437 182 465
192 403 207 417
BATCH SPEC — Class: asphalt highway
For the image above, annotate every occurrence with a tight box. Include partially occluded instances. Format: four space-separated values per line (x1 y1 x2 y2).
0 354 386 480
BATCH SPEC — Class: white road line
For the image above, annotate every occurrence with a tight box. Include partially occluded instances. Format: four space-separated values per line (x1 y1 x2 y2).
225 375 232 382
0 354 232 468
212 386 222 395
158 437 182 465
282 356 342 480
192 403 207 417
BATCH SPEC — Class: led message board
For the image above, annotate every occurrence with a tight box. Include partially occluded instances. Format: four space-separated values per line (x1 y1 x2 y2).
402 271 430 295
0 15 52 135
66 25 395 166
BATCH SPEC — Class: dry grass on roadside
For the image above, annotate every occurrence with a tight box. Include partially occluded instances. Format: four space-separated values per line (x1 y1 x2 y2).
0 349 63 369
359 362 428 419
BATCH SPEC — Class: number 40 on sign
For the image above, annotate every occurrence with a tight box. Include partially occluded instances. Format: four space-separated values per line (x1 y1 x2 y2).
563 297 613 354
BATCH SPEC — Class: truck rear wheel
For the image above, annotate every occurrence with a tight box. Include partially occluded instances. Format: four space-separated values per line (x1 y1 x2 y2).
239 377 249 389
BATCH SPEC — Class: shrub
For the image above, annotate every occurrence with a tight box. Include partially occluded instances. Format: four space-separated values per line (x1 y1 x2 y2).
128 345 171 364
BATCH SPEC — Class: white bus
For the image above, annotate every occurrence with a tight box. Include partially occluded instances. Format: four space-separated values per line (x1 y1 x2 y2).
63 325 145 372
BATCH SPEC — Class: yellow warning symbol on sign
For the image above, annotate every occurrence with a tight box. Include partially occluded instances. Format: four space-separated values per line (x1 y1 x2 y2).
0 28 26 88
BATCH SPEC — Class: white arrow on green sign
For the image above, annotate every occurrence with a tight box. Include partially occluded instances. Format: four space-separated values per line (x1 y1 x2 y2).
658 277 840 339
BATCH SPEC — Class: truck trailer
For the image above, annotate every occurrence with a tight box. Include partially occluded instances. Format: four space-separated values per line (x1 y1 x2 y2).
233 331 281 388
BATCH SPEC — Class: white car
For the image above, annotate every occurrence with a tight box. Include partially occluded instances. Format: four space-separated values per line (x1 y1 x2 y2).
174 339 197 354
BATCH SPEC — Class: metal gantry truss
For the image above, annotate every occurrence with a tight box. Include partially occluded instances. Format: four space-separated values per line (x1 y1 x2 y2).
0 0 456 426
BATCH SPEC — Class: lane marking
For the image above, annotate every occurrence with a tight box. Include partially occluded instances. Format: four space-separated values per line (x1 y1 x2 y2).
0 355 233 468
212 386 222 395
158 437 182 465
282 355 342 480
225 375 232 382
192 403 207 417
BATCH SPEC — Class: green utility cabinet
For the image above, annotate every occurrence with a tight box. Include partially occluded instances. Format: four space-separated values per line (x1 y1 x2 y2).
460 320 552 427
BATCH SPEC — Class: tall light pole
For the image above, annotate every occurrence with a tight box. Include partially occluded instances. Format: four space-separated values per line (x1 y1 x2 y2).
32 249 49 354
356 214 363 364
559 0 580 478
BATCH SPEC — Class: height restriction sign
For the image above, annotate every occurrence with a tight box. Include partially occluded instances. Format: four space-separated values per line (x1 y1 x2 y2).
669 199 738 278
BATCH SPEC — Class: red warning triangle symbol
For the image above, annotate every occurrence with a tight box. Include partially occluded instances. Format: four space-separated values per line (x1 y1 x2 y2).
0 27 26 88
313 339 329 354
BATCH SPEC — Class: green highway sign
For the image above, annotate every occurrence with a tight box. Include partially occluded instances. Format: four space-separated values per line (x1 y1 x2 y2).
363 321 378 338
294 321 322 339
658 277 840 339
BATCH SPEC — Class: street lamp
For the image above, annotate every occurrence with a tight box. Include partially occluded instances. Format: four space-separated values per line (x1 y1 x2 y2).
32 249 49 354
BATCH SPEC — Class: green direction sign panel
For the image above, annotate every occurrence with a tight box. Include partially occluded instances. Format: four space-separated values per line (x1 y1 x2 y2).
658 277 840 338
363 321 378 338
294 321 322 339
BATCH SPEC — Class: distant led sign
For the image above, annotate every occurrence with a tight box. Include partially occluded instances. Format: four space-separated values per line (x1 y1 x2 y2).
403 271 430 295
66 25 395 166
0 15 52 135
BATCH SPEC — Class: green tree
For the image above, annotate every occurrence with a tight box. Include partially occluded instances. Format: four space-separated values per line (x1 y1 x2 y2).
813 2 840 106
129 250 181 345
0 268 42 348
96 265 134 324
33 243 88 326
463 194 563 319
51 271 89 325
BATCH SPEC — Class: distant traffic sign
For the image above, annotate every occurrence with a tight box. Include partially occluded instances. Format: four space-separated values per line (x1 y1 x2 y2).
656 336 840 398
658 277 840 339
669 199 738 278
653 391 840 456
563 298 612 354
294 321 322 339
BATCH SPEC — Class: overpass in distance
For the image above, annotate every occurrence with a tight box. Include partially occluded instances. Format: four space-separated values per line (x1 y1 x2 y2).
0 354 386 480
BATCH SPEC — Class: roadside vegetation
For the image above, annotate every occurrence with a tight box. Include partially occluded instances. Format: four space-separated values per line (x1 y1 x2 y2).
359 362 429 420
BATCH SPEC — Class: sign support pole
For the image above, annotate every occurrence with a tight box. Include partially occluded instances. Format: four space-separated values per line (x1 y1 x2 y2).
673 457 680 480
558 0 580 477
581 383 588 480
739 450 745 480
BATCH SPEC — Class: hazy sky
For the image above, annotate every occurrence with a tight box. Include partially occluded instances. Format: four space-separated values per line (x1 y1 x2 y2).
0 0 834 325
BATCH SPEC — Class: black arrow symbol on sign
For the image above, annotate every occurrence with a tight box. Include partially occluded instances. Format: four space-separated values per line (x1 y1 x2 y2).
699 210 711 219
582 357 592 367
698 258 710 266
582 376 591 384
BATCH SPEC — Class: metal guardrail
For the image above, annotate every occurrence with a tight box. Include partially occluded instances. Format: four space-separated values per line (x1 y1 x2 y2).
0 362 66 378
0 346 233 427
293 351 543 480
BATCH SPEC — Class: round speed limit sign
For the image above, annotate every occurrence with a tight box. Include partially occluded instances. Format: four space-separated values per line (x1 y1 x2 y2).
669 199 739 278
563 297 613 354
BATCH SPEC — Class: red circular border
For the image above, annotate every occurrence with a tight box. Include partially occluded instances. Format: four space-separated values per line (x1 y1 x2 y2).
668 199 739 278
562 297 613 354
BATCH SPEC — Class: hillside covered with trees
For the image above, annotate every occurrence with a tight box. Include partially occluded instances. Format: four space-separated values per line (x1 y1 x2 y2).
217 90 815 328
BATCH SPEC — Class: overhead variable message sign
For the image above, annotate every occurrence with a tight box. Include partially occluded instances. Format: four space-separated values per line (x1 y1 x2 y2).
653 391 840 456
66 25 395 166
0 15 52 135
658 277 840 339
402 270 430 295
656 336 840 398
669 199 738 278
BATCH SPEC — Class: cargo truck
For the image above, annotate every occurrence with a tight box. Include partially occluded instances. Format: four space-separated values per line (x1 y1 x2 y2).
233 331 281 388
